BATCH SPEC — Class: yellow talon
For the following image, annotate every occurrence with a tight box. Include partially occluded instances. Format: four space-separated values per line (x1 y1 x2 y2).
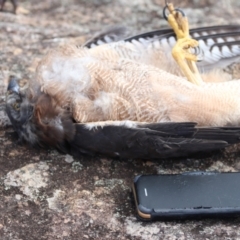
165 3 203 85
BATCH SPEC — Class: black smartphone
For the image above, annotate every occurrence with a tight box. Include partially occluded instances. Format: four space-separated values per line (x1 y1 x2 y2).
132 172 240 221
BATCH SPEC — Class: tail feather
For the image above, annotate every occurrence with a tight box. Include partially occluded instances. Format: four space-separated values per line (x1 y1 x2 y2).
193 128 240 144
139 123 240 145
85 24 240 72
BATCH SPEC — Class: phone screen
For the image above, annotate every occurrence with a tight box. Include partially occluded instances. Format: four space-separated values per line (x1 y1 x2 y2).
133 172 240 220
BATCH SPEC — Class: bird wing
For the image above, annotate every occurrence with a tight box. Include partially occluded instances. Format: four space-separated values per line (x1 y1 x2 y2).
67 121 240 159
83 26 129 48
84 25 240 73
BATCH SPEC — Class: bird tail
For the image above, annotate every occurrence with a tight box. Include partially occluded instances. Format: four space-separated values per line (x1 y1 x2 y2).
139 123 240 144
91 24 240 73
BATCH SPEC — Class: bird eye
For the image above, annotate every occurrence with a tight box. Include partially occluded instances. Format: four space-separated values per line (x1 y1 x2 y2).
12 102 20 111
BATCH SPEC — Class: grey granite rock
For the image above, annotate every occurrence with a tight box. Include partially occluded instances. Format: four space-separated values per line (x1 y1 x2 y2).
1 0 240 239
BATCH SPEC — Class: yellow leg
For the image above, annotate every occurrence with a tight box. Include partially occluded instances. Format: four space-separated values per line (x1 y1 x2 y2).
166 3 203 85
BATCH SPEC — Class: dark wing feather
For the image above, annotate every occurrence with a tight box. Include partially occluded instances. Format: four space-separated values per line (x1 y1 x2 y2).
67 122 240 159
83 26 128 48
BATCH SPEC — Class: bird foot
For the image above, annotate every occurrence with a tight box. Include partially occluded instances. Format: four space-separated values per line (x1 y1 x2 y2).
172 37 203 85
172 38 199 62
164 2 203 85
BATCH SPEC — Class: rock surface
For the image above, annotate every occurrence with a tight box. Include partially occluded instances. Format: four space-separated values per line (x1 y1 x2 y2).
1 0 240 239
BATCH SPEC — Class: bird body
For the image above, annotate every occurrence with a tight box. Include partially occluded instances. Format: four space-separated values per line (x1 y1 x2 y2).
35 44 240 127
5 25 240 159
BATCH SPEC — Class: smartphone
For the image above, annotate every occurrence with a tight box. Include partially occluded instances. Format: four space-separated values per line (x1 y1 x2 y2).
132 172 240 221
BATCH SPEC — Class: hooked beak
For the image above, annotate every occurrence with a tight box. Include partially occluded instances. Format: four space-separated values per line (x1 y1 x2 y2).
7 76 20 94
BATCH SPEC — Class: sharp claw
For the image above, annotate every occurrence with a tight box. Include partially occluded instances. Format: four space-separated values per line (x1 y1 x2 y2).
196 49 204 62
163 2 203 85
164 2 186 18
163 5 169 21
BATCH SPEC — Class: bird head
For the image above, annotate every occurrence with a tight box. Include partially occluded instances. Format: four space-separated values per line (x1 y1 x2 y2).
5 76 38 144
5 75 75 151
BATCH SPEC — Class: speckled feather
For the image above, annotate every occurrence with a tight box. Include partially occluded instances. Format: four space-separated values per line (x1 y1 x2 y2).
35 41 240 127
